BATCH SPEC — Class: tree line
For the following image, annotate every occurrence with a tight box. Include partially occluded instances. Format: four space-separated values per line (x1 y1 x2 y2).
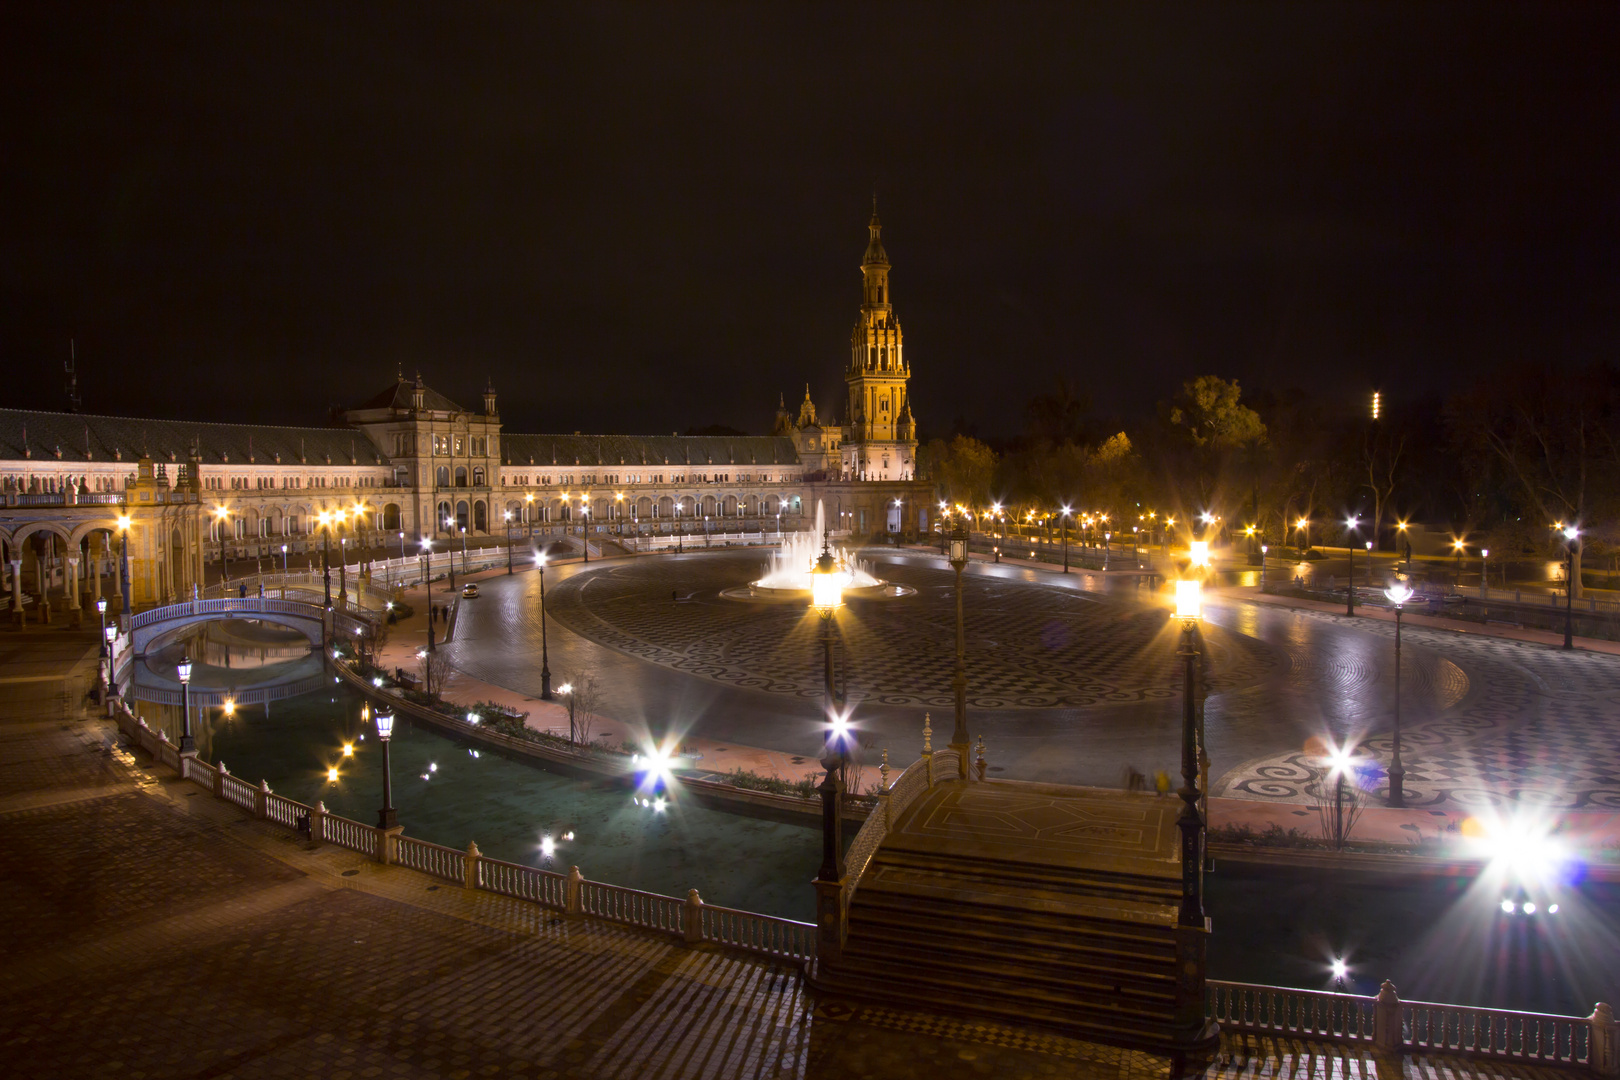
916 364 1620 593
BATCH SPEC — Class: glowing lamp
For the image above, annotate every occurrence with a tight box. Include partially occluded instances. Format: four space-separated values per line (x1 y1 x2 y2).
1384 581 1414 606
1563 526 1578 542
557 682 573 695
375 708 395 741
327 767 339 782
116 514 132 531
1189 540 1210 568
1175 580 1202 621
811 547 843 616
176 654 193 684
96 597 107 616
104 624 117 646
342 743 354 757
223 699 235 716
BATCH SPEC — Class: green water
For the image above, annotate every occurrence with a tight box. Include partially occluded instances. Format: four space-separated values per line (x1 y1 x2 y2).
193 682 822 921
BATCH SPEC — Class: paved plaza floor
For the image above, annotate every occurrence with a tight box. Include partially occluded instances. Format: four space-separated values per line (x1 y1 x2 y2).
426 550 1620 814
0 643 1578 1079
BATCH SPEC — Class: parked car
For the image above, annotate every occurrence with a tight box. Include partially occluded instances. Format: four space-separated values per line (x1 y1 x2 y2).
462 583 479 598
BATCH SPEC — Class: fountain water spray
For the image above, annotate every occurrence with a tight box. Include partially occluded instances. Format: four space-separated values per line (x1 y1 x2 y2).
754 501 881 591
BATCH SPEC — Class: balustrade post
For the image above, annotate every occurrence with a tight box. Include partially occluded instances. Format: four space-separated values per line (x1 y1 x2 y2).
684 888 704 944
1590 1003 1617 1076
1375 980 1404 1054
566 865 584 916
256 780 270 819
215 761 227 799
179 747 198 781
309 801 326 846
377 825 402 864
464 840 480 890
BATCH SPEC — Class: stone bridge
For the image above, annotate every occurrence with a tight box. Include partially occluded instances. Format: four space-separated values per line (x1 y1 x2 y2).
125 596 374 658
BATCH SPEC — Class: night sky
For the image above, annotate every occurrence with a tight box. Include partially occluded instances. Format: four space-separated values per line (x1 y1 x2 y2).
4 4 1616 438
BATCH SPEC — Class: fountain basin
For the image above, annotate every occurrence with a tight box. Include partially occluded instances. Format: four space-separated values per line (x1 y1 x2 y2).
718 581 916 604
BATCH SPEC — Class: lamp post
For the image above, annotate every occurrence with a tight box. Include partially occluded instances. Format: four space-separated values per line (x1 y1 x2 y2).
176 652 195 754
443 519 456 591
317 511 334 608
375 708 398 830
280 543 288 578
1061 505 1071 573
1345 516 1359 616
581 503 590 563
458 526 468 576
116 511 132 620
338 533 349 609
1383 581 1413 807
1259 544 1268 589
948 520 970 776
1173 579 1206 928
504 511 514 574
938 502 949 555
810 540 847 887
1452 539 1465 591
104 623 118 699
95 595 108 647
537 552 553 699
1296 516 1310 555
1563 526 1578 649
557 681 576 744
214 507 230 585
1481 548 1490 595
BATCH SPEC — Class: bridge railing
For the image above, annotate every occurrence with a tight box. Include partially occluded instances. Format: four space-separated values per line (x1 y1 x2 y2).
843 746 961 908
111 700 816 966
1207 979 1617 1074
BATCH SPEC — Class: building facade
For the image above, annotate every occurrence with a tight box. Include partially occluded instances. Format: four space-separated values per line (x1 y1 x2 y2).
0 212 932 619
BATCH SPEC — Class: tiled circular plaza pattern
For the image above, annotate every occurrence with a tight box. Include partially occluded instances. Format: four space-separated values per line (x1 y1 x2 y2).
542 552 1283 709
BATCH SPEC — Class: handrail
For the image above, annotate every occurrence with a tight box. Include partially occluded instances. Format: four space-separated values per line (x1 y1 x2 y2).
577 878 684 934
1405 997 1592 1066
393 835 466 884
843 748 960 906
1207 980 1376 1043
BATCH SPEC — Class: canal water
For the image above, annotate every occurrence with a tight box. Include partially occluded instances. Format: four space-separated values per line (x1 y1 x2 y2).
140 622 1618 1013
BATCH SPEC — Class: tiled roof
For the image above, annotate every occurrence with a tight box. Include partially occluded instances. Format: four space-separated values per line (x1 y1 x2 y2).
352 378 466 414
0 409 393 468
501 433 799 469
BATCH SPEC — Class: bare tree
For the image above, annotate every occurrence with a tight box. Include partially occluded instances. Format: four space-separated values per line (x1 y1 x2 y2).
566 673 603 744
1312 765 1366 850
1364 425 1405 551
421 649 453 699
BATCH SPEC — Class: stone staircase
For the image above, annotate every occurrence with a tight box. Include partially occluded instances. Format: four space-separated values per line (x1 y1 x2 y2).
813 779 1215 1057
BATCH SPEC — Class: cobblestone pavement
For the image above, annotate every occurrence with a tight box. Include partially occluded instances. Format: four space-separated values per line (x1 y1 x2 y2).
3 643 1564 1080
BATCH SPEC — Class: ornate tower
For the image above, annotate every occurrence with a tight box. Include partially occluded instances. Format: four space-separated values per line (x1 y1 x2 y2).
843 204 916 481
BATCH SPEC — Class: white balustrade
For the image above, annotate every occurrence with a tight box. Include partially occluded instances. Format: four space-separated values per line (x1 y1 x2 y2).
699 903 816 962
578 880 683 933
393 835 466 883
219 772 258 812
477 857 567 908
324 814 378 855
1404 999 1589 1066
1207 981 1376 1043
264 792 308 831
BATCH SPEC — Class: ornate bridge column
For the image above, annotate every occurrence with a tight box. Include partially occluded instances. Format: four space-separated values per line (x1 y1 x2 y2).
65 556 82 628
8 560 21 627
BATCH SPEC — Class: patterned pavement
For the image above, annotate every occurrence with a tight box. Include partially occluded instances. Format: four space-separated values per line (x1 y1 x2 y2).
1211 606 1620 811
543 553 1279 709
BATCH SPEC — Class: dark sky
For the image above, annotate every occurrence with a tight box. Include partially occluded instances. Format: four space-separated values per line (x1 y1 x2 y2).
4 3 1617 438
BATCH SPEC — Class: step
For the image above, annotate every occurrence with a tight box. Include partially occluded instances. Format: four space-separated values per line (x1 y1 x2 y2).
812 958 1187 1045
851 890 1180 957
839 934 1178 1008
867 848 1183 907
874 842 1182 892
855 867 1181 934
846 907 1179 981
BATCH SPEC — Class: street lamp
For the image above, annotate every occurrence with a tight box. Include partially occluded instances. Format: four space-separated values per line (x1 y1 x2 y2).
557 681 576 743
176 652 195 753
504 510 514 574
214 506 231 586
537 551 553 699
280 543 289 578
1481 548 1490 594
317 511 335 608
1452 538 1466 589
1345 516 1359 616
1259 544 1268 589
1563 526 1578 649
375 708 398 830
1296 516 1310 554
1173 579 1207 929
947 520 970 775
1061 505 1072 574
581 501 590 563
115 511 133 620
104 623 118 699
1383 580 1414 807
809 541 848 903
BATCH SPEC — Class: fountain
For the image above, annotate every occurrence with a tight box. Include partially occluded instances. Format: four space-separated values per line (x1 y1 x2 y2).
722 501 914 603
